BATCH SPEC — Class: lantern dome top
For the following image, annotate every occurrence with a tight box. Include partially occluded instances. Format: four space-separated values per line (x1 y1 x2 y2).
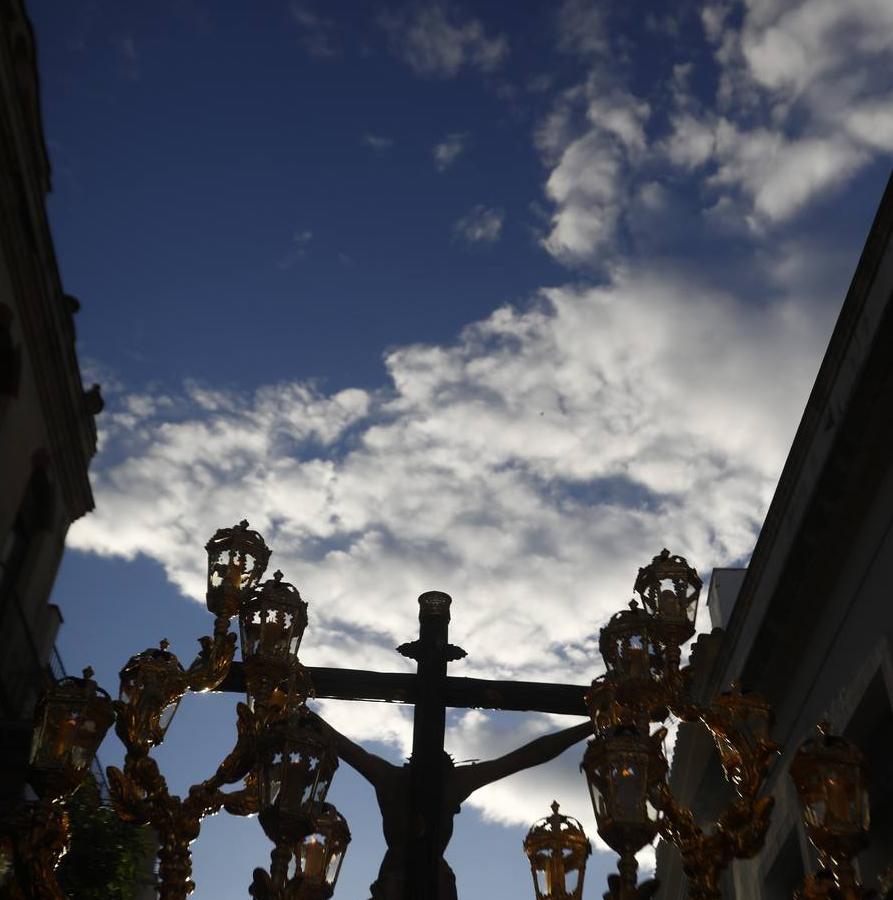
249 570 307 611
524 801 591 851
205 519 271 561
120 640 185 679
312 801 352 843
634 549 702 608
792 721 868 777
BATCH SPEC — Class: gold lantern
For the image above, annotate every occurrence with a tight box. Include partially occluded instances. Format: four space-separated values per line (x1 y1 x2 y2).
294 802 351 900
239 571 311 716
703 683 777 797
523 801 591 900
254 704 340 892
597 601 668 724
634 549 701 657
205 519 271 621
115 640 187 752
791 722 870 897
29 667 114 800
582 725 667 896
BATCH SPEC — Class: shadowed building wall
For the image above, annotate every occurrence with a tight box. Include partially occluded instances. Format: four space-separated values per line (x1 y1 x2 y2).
0 0 100 805
656 173 893 899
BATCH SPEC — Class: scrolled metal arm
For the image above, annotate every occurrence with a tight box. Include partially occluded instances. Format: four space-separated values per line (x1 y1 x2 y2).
107 700 262 899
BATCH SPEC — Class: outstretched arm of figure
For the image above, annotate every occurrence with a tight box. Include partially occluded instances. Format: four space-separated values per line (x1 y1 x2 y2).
451 720 593 802
309 711 396 787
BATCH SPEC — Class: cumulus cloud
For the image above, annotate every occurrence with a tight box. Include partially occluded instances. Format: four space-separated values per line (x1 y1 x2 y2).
452 204 503 243
70 252 832 826
534 0 893 264
379 3 508 78
538 80 650 263
65 0 891 842
658 0 893 226
433 132 469 171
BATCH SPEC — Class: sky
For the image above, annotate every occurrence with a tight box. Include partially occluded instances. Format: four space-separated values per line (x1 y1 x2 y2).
28 0 893 897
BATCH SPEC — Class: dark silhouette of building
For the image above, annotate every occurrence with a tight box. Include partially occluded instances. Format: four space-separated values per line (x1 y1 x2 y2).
0 0 101 805
656 173 893 898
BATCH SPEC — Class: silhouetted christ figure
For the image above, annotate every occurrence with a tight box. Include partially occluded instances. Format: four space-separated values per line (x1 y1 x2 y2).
317 717 592 900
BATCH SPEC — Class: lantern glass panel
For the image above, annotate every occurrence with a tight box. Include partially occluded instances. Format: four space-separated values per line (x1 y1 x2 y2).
565 865 579 894
159 698 180 735
535 860 551 897
658 587 685 620
612 761 644 821
262 752 284 808
300 834 327 880
241 613 262 660
825 767 864 830
325 848 345 886
622 634 650 680
588 776 606 820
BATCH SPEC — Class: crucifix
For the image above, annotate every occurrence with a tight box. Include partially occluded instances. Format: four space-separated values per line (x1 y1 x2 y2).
219 590 591 900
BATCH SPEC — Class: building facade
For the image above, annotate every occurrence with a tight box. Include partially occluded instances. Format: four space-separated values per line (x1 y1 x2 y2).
0 0 101 805
656 173 893 898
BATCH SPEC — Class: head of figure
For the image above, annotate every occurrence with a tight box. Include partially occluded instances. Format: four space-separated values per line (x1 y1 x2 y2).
405 751 455 772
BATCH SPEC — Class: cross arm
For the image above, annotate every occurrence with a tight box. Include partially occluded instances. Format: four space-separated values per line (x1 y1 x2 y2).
217 663 590 716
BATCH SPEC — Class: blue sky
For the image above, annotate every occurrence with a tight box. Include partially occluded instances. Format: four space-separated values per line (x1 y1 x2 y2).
30 0 893 897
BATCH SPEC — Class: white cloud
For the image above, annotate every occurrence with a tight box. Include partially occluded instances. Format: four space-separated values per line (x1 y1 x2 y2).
70 251 834 826
537 0 893 243
537 81 649 263
453 205 503 243
362 133 394 152
555 0 609 59
379 3 508 78
433 132 469 171
664 0 893 226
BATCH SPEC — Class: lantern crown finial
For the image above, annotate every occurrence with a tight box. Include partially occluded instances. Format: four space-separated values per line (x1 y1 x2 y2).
205 520 272 619
524 801 591 900
633 548 702 645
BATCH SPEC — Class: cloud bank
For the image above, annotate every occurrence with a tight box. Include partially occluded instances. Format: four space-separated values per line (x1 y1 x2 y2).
67 0 893 838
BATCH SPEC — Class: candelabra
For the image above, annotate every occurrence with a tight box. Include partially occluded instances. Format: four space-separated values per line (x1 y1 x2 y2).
523 551 882 900
2 521 350 900
6 536 884 900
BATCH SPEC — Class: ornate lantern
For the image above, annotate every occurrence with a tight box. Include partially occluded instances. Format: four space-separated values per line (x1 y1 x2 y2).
239 571 311 714
115 641 187 751
704 683 777 796
295 802 351 900
634 549 702 650
256 706 339 847
791 722 870 881
598 602 667 723
29 667 114 799
582 725 667 895
523 801 591 900
205 520 271 620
